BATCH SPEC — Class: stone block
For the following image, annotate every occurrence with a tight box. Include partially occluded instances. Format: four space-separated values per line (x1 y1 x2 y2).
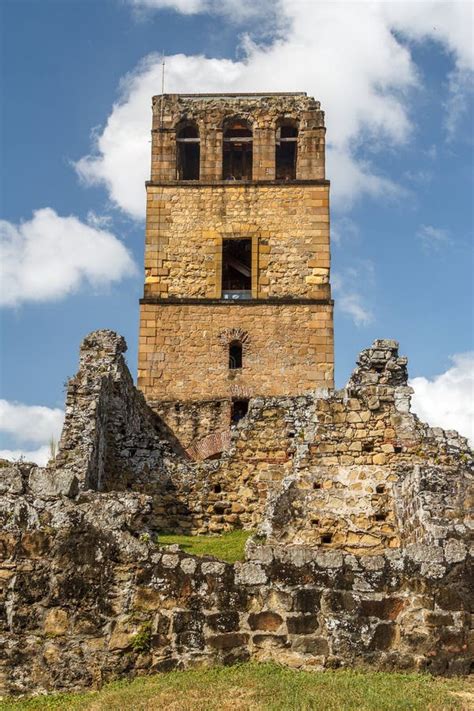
248 611 283 631
43 608 69 636
29 468 79 499
287 615 318 635
207 633 249 650
206 611 240 633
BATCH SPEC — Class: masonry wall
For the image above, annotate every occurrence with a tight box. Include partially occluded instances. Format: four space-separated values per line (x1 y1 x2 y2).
1 477 472 696
138 92 334 413
139 302 334 402
142 184 330 300
1 331 473 694
152 399 232 449
150 93 325 182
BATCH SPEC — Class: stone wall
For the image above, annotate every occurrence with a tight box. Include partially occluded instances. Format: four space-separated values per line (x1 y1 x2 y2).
54 330 188 492
139 92 334 411
151 399 232 450
30 331 473 547
142 185 330 301
150 93 325 182
258 340 473 554
1 330 472 694
1 470 472 696
139 301 334 403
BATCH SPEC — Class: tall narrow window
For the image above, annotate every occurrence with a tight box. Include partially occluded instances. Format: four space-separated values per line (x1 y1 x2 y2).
276 122 298 180
223 119 253 180
176 123 200 180
229 341 243 369
222 238 252 300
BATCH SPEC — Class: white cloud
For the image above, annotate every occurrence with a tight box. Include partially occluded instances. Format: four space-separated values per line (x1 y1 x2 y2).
416 223 451 251
129 0 205 12
0 208 137 307
0 400 65 467
0 400 64 445
128 0 274 21
444 67 474 141
332 264 374 327
410 353 474 446
76 1 472 220
0 445 51 467
332 216 360 246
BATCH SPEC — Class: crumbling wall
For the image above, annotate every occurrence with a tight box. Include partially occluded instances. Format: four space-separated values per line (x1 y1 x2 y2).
55 330 186 492
42 331 473 547
259 340 473 554
150 397 311 534
1 468 472 696
1 331 473 694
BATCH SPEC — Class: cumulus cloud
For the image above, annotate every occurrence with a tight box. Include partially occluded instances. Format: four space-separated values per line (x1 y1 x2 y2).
410 353 474 446
128 0 275 21
332 216 360 246
76 1 473 220
0 400 65 467
0 445 52 467
0 400 64 444
0 208 137 307
332 263 374 327
416 224 451 251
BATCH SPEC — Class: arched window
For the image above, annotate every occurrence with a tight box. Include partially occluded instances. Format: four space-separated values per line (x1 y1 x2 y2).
223 119 252 180
229 340 243 369
176 122 200 180
276 121 298 180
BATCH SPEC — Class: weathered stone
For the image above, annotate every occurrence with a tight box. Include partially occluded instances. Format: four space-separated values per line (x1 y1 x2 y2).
43 608 68 636
369 622 397 651
444 538 466 563
360 598 404 620
29 468 79 499
248 611 283 631
206 611 240 633
235 563 267 586
287 615 318 635
292 636 329 655
208 633 249 650
294 588 321 613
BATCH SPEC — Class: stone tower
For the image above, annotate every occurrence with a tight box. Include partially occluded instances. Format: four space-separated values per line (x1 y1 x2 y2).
138 93 334 446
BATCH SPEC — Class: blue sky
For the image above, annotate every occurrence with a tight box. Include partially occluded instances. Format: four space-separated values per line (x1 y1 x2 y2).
1 0 473 462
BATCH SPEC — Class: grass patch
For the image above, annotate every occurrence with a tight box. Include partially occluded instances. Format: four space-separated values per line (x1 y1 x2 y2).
157 529 252 563
2 662 472 711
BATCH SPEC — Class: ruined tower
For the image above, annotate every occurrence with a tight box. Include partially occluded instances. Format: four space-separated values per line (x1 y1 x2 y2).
138 93 334 445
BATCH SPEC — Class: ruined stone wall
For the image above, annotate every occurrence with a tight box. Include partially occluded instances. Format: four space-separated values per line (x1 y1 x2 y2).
151 399 232 449
149 397 310 534
1 470 472 696
139 302 333 403
259 341 473 554
55 330 188 493
39 331 473 548
1 330 473 694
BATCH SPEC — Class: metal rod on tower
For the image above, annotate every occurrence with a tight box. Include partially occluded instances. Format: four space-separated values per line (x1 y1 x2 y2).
160 52 165 128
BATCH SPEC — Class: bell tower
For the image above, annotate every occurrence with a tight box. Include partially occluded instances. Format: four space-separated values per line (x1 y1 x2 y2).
138 93 334 446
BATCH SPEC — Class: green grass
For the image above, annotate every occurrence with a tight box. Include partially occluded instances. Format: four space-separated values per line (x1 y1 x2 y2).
157 529 252 563
2 662 472 711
